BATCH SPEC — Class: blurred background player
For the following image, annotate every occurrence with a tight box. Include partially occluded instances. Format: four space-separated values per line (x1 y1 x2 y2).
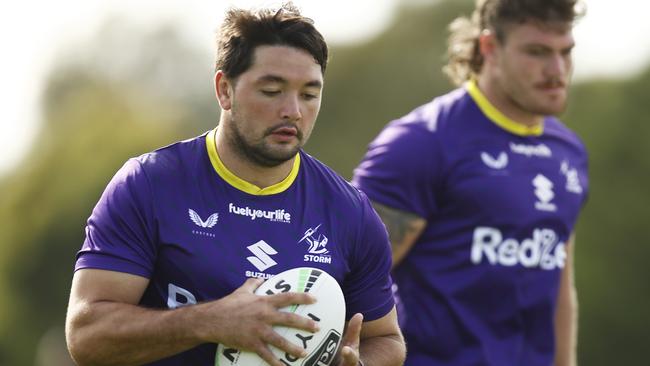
65 3 404 365
353 0 588 365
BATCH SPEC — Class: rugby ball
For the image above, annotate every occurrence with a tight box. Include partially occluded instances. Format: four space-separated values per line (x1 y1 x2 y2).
215 267 346 366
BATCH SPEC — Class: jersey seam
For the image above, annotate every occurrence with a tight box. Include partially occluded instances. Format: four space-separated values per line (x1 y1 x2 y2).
132 158 160 255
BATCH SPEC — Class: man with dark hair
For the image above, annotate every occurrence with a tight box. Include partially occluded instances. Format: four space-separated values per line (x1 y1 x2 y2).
65 4 405 366
353 0 588 365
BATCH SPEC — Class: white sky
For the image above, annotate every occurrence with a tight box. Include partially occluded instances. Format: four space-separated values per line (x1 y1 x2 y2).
1 0 649 176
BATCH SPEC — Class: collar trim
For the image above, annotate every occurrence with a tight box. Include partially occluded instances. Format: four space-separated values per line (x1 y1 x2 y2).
205 129 300 195
466 79 544 136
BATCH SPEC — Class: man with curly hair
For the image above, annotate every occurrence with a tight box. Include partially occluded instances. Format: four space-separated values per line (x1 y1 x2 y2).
353 1 588 365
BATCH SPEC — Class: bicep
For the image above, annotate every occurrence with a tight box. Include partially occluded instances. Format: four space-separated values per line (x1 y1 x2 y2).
66 269 150 341
371 201 426 266
69 268 150 307
359 306 401 340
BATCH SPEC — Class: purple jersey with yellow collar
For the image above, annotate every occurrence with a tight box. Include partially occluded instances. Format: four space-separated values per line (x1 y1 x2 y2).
76 129 394 365
352 81 588 366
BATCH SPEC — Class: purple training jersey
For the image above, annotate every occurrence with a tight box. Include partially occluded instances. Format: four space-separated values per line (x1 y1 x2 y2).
76 128 395 365
353 80 588 366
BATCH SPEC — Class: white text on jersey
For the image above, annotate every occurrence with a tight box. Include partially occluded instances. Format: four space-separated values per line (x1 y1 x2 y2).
471 227 566 270
229 203 291 223
510 142 552 157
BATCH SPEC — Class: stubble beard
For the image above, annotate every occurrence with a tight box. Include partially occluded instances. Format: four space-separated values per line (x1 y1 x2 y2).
518 91 567 117
227 116 303 168
499 58 569 117
504 77 568 118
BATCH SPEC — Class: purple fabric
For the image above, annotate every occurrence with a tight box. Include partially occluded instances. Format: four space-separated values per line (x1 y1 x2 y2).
353 87 589 366
76 133 394 365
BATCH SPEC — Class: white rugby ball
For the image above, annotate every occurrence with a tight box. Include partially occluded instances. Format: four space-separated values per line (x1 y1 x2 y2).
215 267 346 366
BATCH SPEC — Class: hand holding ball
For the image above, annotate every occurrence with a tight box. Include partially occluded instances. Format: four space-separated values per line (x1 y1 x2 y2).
216 267 346 366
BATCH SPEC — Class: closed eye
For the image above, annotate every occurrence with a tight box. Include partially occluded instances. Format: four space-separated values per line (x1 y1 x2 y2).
525 47 550 57
561 47 573 57
261 90 281 96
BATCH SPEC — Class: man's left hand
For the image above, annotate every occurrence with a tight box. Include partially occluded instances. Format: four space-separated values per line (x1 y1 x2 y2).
336 313 364 366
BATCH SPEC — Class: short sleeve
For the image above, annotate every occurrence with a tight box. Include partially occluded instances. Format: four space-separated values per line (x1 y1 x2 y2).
342 193 395 321
352 118 443 219
75 158 158 277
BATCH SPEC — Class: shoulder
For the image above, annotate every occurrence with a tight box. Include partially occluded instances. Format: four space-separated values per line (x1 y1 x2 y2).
299 151 369 208
132 132 209 178
355 89 471 174
103 133 210 203
372 87 473 147
544 117 588 155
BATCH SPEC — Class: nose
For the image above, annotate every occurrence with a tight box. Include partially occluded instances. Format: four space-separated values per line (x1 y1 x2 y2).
280 94 302 121
546 53 569 78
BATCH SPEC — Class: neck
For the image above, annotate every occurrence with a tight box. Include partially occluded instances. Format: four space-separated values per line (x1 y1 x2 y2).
214 125 296 189
476 74 544 128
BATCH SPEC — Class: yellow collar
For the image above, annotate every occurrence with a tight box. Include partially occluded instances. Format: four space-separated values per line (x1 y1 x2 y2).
205 129 300 195
466 79 543 136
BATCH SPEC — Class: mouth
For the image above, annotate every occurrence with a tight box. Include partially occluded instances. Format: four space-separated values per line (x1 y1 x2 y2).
266 125 301 144
536 79 566 92
270 126 298 137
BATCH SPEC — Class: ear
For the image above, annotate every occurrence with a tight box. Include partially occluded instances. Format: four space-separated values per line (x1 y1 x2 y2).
478 29 498 63
215 70 233 110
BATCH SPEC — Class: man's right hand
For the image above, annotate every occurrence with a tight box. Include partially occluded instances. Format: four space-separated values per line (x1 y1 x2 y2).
197 278 320 366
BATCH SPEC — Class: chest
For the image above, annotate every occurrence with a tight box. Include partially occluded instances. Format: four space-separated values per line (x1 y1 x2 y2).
441 137 587 228
150 187 351 304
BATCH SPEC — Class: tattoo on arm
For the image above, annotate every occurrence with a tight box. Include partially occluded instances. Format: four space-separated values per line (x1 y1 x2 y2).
371 202 425 249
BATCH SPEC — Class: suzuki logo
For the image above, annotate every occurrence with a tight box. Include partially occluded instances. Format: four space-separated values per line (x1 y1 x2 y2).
533 174 557 212
246 241 278 272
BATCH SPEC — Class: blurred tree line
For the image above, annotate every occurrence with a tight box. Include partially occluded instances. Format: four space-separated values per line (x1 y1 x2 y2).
1 1 648 364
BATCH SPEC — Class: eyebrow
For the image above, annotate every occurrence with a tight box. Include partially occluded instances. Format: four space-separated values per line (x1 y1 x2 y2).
522 42 575 52
563 43 576 51
256 74 322 88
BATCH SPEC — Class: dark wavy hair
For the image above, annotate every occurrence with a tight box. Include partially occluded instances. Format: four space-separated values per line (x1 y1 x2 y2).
443 0 585 86
215 2 328 81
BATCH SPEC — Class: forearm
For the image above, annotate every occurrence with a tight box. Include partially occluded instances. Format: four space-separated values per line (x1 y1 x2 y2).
359 333 406 366
554 235 578 366
66 300 208 366
554 286 578 366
